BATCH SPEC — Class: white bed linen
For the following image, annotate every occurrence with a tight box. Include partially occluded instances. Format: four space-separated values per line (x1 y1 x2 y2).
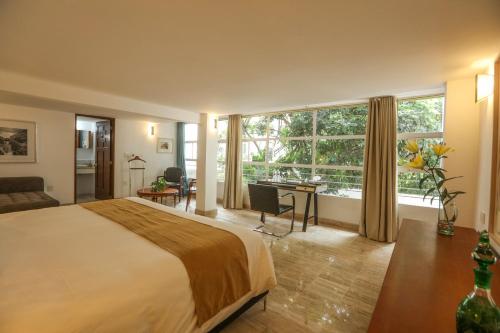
0 197 276 333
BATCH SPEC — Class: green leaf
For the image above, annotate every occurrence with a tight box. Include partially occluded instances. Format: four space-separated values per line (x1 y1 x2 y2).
444 192 461 205
441 188 448 201
418 175 431 189
443 176 463 183
423 187 435 200
435 169 445 180
449 190 466 195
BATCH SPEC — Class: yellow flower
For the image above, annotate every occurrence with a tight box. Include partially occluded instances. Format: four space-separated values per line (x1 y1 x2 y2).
406 153 425 169
405 140 419 154
432 144 453 156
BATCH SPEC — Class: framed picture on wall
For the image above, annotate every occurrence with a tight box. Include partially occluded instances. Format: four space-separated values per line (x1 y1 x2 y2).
0 119 37 163
157 138 173 153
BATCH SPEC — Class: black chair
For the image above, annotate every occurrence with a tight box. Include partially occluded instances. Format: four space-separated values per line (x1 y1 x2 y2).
158 167 185 197
248 183 295 237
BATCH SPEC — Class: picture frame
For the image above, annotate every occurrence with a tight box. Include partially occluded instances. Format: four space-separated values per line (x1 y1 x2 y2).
157 138 173 153
0 119 37 163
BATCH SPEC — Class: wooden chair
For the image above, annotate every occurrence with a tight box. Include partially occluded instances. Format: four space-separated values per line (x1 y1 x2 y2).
185 178 196 212
248 183 295 238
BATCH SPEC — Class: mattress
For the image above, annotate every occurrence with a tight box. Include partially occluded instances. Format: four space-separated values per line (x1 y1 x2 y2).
0 197 277 333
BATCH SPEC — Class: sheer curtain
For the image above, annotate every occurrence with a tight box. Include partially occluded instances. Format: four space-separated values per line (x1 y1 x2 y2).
223 115 243 209
360 96 398 242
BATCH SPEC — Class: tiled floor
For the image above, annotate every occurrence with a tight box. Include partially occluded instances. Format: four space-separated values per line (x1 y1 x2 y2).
177 200 395 333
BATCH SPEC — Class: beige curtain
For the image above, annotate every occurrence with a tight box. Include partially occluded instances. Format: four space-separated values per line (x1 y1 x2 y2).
223 115 243 209
360 96 398 242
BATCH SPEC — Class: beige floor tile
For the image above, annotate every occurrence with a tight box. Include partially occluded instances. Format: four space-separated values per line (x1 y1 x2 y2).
173 198 394 332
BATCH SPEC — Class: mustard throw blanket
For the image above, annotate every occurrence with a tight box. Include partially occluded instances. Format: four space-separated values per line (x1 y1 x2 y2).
80 199 251 326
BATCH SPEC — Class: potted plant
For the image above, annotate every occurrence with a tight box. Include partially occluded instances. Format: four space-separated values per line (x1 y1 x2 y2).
404 140 465 236
151 177 167 193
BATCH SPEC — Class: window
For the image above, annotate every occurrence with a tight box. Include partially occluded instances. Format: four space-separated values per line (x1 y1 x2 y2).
217 118 228 181
184 123 198 179
215 95 444 200
397 95 445 198
241 104 368 196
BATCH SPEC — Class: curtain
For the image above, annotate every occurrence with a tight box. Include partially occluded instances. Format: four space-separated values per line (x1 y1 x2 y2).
360 96 398 242
223 115 243 209
176 122 187 193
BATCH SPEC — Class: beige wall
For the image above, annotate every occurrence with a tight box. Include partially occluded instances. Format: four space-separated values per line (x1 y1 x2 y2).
444 77 482 228
0 103 74 204
0 103 177 204
114 119 176 198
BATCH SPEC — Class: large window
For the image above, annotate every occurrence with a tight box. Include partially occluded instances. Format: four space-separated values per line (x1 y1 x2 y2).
241 105 369 196
216 95 445 199
184 123 198 179
397 95 445 197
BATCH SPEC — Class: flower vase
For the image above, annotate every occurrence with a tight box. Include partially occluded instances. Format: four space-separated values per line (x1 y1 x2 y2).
437 199 457 236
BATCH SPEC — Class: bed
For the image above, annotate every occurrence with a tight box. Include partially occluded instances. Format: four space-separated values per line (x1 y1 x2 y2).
0 197 277 333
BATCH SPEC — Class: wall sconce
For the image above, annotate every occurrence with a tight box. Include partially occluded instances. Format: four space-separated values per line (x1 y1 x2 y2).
476 74 494 103
149 124 155 136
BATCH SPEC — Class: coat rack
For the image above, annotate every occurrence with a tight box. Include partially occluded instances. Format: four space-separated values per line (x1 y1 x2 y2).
128 155 146 196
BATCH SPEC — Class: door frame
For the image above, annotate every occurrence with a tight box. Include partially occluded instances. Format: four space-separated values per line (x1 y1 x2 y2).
74 114 115 203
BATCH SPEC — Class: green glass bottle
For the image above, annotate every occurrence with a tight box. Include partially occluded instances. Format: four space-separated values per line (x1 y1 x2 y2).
456 231 500 333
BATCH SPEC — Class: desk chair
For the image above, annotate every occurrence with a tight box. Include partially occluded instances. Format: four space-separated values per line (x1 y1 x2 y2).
248 183 295 238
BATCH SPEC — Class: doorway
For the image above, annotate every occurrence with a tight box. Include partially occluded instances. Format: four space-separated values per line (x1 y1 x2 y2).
74 115 115 203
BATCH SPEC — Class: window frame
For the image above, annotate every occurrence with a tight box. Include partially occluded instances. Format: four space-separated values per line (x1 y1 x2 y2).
184 123 199 180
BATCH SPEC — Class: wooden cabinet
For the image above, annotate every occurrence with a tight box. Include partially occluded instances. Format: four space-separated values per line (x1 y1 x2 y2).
368 219 500 332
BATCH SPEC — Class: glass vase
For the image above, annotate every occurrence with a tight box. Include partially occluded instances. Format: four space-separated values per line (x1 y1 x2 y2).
456 231 500 333
437 199 457 236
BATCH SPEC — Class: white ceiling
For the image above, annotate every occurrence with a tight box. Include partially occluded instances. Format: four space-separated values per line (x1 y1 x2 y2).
0 0 499 115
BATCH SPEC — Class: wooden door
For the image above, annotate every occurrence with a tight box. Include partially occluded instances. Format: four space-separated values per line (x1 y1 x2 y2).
95 121 113 199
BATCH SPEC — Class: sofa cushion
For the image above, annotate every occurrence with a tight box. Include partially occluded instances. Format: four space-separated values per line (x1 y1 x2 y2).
0 191 60 214
0 177 44 193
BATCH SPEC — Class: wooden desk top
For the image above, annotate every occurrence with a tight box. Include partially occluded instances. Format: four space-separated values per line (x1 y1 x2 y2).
256 180 327 193
368 219 500 333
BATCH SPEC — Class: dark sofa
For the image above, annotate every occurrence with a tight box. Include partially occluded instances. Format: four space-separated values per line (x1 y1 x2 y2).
0 177 60 214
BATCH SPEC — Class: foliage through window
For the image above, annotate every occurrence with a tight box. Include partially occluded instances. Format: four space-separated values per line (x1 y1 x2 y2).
397 96 445 197
241 104 368 195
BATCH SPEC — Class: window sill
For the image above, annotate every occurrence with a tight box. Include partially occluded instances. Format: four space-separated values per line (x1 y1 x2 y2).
398 194 439 208
318 191 438 208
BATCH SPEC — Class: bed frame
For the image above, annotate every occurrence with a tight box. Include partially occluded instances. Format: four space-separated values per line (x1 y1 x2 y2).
208 291 269 332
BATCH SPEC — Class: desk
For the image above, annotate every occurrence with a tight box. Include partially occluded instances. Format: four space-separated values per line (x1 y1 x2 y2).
257 180 327 232
368 219 500 332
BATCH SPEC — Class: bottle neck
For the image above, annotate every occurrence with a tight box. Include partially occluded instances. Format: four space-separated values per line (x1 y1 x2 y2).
474 267 493 290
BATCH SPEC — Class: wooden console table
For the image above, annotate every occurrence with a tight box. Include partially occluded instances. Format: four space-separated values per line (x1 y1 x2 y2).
368 219 500 332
